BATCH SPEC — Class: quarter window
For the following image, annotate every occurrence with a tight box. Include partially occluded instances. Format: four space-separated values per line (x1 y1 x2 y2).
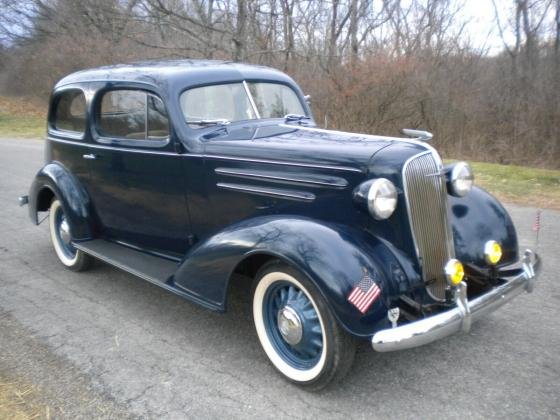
98 90 169 140
53 90 86 134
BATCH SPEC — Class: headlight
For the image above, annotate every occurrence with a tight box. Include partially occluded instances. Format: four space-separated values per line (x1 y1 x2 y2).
484 240 502 265
367 178 398 220
449 162 474 197
444 259 464 286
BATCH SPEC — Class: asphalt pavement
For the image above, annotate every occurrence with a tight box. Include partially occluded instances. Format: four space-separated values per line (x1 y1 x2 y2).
0 138 559 419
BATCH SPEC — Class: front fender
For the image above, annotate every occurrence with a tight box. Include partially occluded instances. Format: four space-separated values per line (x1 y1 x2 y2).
173 216 420 338
450 186 518 267
29 162 94 240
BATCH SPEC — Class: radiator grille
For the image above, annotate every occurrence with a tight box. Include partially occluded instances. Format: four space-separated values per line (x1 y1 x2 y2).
403 152 454 300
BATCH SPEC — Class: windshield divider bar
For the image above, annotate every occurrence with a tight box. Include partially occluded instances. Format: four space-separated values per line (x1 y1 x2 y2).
243 81 261 119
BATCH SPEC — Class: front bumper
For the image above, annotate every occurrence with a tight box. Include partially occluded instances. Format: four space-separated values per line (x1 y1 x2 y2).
372 249 540 352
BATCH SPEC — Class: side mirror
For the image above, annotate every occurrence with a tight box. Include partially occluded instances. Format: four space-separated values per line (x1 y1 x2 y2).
304 94 311 105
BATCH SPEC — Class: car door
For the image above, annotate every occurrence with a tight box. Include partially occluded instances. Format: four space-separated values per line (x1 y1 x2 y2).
86 86 192 256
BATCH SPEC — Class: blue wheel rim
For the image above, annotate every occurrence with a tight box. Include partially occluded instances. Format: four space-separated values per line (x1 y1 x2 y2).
263 280 323 370
53 206 76 259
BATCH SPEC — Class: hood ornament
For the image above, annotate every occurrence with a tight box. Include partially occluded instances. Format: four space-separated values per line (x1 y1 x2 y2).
401 128 433 142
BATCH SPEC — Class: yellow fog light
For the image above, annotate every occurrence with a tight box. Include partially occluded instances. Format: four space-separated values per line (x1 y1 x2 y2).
484 240 502 265
444 259 464 286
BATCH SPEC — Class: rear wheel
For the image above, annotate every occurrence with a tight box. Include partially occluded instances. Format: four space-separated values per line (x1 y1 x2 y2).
49 199 92 271
252 261 355 390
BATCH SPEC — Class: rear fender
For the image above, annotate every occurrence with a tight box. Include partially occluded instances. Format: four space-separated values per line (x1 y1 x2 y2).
29 162 94 240
173 216 420 337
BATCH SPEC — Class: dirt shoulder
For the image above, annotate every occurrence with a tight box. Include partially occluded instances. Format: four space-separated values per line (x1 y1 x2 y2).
0 311 134 419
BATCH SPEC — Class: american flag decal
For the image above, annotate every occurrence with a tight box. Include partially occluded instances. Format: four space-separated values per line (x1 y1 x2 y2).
347 269 381 314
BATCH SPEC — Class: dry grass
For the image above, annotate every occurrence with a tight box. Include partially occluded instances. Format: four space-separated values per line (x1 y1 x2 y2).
0 95 46 138
0 380 50 420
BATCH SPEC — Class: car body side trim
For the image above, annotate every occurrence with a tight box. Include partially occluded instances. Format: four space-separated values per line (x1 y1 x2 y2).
217 182 316 202
47 136 364 173
47 136 180 156
215 167 349 188
204 154 363 173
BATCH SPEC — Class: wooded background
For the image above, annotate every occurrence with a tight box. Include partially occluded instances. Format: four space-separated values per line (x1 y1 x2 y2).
1 0 558 168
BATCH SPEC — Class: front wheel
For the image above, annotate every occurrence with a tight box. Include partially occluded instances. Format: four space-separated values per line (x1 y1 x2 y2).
252 261 355 390
49 199 92 271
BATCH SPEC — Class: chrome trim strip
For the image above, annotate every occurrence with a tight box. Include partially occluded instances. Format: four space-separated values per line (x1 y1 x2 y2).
206 154 363 173
401 151 430 257
402 150 455 301
47 137 364 173
215 167 349 188
372 250 540 352
217 182 315 202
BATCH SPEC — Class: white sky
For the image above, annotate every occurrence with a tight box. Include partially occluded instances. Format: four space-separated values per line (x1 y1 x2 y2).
462 0 557 54
462 0 511 53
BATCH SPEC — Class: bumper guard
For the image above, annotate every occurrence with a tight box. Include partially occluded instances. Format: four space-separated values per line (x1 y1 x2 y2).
372 249 540 352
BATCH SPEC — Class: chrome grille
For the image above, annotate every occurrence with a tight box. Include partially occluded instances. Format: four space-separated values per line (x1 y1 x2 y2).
403 152 454 300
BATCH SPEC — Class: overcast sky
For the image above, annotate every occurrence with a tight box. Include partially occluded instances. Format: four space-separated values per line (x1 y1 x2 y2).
463 0 508 53
462 0 557 54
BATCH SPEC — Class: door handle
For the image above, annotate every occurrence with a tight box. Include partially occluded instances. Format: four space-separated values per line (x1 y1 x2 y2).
82 153 98 160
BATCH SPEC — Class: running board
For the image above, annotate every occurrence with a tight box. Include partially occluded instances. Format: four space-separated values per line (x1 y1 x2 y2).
73 239 178 284
72 239 223 312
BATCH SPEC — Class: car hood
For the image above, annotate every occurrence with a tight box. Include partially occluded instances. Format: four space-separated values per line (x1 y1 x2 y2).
201 123 399 172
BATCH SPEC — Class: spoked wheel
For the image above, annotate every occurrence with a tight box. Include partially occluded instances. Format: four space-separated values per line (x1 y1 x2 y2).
252 261 355 390
49 199 92 271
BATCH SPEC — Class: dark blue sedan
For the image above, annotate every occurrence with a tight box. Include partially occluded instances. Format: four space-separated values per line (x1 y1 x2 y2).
20 60 540 390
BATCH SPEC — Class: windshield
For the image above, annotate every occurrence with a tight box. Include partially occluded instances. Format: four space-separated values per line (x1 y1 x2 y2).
180 82 305 128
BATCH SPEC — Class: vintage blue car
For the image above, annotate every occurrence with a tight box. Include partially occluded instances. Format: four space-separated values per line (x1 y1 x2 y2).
20 60 540 389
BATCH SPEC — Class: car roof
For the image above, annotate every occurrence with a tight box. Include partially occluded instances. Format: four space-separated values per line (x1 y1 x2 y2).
54 59 296 91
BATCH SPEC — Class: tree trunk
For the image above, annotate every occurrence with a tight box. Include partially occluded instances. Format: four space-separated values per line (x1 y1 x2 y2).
233 0 248 61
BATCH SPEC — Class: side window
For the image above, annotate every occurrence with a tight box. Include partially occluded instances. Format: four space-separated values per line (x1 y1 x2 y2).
53 90 86 134
98 90 169 141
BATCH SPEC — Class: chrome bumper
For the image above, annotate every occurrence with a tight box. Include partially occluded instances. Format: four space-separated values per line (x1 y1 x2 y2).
372 249 540 352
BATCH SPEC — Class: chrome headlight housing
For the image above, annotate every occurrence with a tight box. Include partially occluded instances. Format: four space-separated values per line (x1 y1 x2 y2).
448 162 474 197
367 178 398 220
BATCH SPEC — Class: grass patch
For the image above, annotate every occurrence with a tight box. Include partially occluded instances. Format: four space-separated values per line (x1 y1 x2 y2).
449 160 560 210
0 114 45 138
0 95 46 138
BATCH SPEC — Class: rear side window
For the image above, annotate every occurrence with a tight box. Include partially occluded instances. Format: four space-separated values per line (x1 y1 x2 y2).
53 90 86 133
98 90 169 141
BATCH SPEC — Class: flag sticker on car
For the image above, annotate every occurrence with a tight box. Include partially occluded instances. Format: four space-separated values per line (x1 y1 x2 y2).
348 268 381 314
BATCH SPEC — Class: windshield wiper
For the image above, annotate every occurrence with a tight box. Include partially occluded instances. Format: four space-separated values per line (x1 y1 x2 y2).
186 119 231 126
284 114 311 123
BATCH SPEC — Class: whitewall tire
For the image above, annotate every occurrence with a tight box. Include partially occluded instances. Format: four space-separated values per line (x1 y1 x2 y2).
49 199 92 271
252 261 355 390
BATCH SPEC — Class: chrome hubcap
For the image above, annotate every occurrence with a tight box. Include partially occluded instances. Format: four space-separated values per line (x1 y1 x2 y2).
59 217 71 245
277 306 303 345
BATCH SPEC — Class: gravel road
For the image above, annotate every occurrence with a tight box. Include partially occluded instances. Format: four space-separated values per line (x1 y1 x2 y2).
1 138 559 419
